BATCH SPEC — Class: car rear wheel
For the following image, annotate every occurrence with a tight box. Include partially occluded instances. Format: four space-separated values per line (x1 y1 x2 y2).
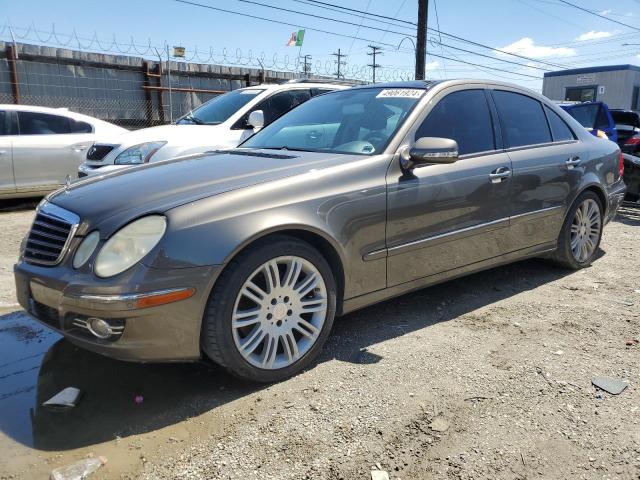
552 191 603 269
201 235 336 382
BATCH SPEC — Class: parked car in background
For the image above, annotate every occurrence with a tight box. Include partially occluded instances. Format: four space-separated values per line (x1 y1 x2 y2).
610 109 640 154
559 101 618 142
15 80 625 383
78 81 348 178
0 105 126 199
622 153 640 203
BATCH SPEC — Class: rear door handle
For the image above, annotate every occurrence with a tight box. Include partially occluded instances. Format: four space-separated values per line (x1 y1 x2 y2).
566 156 581 169
489 166 512 183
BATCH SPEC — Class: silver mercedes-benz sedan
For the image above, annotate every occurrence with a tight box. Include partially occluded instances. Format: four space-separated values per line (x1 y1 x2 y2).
14 80 626 382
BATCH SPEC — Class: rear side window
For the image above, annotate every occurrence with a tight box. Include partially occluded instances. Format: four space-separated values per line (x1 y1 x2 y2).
18 111 71 135
70 120 93 133
493 91 552 148
415 89 495 156
544 106 575 142
0 111 7 136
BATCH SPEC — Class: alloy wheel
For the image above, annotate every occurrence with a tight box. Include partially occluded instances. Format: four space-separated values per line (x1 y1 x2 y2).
570 198 601 263
231 256 328 370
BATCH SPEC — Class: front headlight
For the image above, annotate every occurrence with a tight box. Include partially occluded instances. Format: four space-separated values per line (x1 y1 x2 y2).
94 216 167 278
114 142 166 165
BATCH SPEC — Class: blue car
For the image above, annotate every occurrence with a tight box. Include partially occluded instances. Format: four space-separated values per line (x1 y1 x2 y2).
559 101 618 143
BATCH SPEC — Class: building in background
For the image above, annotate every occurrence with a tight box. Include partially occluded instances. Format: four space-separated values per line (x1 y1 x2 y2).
543 65 640 110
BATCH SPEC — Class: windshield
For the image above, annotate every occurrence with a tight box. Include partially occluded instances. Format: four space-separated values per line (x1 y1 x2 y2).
242 87 424 155
176 89 264 125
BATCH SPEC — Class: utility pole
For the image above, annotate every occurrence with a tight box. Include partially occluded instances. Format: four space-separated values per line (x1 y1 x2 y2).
367 45 382 83
301 55 312 77
332 48 346 79
415 0 428 80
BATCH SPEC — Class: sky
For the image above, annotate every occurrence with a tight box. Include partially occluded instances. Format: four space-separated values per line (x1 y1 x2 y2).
3 0 640 91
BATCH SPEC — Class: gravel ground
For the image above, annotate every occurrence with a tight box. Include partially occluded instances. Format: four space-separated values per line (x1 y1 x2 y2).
0 203 638 480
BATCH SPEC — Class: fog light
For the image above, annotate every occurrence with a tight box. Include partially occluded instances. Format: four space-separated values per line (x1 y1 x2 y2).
87 317 113 339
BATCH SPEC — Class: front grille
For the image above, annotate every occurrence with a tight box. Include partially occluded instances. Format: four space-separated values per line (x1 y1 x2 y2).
86 144 115 161
24 203 80 266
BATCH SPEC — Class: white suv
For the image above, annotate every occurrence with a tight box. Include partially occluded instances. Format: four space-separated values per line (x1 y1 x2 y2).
78 81 348 178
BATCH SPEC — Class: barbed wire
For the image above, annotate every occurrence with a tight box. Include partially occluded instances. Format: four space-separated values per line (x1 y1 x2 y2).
0 22 419 82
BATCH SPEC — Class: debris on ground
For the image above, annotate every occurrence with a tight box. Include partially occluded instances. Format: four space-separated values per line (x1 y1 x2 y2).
42 387 82 410
50 456 107 480
428 417 450 432
370 469 390 480
592 377 629 395
134 395 144 404
625 338 639 346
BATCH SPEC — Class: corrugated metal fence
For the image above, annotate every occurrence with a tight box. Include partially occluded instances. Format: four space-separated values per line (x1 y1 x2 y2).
0 41 309 129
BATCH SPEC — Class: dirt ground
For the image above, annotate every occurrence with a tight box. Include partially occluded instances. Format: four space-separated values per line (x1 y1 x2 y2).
0 201 638 480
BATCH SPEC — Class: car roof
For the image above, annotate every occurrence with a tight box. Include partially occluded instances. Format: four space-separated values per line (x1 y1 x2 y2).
242 82 350 93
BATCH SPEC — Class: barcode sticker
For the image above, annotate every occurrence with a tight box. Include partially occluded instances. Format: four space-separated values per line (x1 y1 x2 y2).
376 89 424 99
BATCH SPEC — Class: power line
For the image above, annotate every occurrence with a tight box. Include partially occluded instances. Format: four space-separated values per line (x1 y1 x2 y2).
232 0 554 71
173 0 546 80
554 0 640 32
289 0 570 68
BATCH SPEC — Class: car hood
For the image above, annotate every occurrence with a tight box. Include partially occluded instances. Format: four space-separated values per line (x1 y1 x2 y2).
50 149 358 234
96 123 229 147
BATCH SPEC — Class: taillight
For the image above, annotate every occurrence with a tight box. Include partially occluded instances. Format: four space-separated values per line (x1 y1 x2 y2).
624 136 640 146
619 151 625 177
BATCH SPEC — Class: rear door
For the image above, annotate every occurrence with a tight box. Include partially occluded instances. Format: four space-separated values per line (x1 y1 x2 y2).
491 89 582 249
12 111 90 193
0 110 16 196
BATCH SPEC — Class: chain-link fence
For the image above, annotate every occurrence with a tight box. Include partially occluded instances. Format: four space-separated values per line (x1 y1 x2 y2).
0 41 328 130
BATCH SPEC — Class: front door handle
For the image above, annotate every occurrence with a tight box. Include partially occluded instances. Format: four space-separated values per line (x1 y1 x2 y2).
566 156 581 169
489 166 512 183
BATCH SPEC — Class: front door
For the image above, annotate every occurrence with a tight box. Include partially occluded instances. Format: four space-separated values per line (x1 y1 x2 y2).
386 88 513 287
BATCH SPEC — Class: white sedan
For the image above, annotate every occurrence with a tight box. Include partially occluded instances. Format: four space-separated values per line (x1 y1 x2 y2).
78 82 346 178
0 105 126 199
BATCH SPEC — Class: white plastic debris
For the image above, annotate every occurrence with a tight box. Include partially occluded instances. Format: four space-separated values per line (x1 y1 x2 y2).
592 377 629 395
43 387 82 409
371 470 390 480
50 456 107 480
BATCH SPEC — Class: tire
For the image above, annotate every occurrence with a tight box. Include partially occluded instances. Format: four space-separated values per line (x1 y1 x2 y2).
201 235 337 383
552 191 604 270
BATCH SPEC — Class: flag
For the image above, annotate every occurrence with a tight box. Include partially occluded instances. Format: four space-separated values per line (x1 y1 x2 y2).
286 29 305 47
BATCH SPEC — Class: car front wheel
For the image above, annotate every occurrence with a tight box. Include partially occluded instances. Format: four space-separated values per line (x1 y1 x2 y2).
201 235 336 382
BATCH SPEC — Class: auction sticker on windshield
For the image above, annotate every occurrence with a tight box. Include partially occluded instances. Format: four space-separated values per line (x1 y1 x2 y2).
376 89 424 98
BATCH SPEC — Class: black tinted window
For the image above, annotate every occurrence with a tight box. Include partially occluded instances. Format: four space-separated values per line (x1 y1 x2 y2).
545 106 575 142
493 91 552 148
265 90 312 123
311 88 334 97
415 89 494 156
70 119 93 133
18 111 71 135
0 111 7 136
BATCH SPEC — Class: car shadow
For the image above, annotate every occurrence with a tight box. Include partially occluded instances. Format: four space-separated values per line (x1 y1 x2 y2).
0 197 41 213
615 205 640 226
0 258 572 451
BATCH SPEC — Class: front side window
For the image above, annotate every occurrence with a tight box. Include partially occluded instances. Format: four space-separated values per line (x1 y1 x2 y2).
0 111 7 136
242 87 424 155
176 88 265 125
493 90 552 148
415 89 495 156
544 106 575 142
18 112 71 135
264 90 312 124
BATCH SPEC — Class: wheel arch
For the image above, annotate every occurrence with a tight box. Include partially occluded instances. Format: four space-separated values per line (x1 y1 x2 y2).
219 225 347 315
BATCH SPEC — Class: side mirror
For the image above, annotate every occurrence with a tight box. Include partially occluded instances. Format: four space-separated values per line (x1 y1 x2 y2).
248 110 265 130
400 137 459 170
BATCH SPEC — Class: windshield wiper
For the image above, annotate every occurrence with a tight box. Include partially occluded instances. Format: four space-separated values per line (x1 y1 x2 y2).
180 113 206 125
262 146 312 152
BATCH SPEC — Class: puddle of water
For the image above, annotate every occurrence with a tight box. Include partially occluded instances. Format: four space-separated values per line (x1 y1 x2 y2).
0 310 258 455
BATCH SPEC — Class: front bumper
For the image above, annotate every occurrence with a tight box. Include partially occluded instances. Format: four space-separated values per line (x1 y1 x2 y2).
14 261 221 362
78 163 130 178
